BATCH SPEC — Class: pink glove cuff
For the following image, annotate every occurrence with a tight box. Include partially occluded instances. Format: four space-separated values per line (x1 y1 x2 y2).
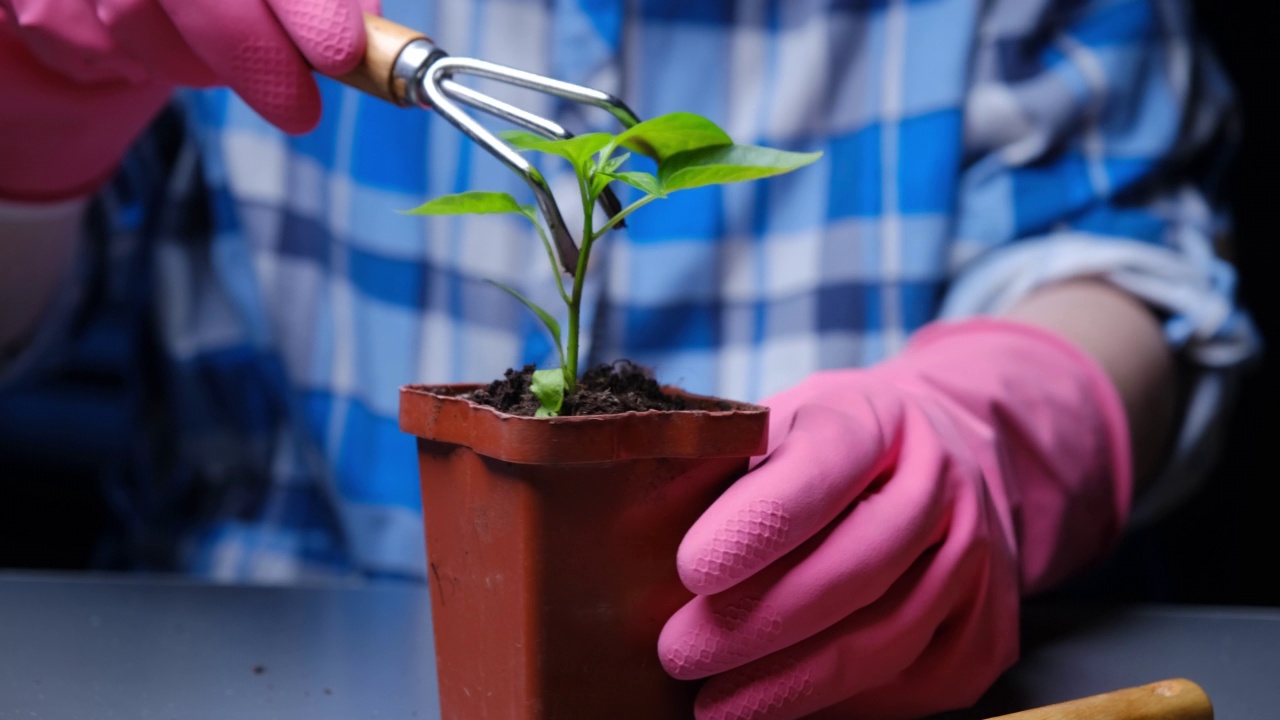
1 0 380 200
0 30 173 202
900 317 1134 592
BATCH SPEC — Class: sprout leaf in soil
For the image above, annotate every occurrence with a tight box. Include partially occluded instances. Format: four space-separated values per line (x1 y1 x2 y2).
404 112 821 416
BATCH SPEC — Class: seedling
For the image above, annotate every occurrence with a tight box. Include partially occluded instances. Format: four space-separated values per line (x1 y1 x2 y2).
405 112 820 416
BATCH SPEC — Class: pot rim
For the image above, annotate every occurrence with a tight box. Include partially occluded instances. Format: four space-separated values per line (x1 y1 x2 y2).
399 383 769 464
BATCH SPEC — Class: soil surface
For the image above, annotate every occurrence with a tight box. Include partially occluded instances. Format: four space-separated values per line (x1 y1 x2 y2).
468 361 688 417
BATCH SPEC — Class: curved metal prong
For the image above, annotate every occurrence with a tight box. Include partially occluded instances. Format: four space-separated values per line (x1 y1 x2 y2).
422 61 580 273
439 78 626 223
439 79 563 136
408 53 646 273
435 56 641 129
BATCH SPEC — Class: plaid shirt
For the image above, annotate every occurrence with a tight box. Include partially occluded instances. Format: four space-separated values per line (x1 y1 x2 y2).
0 0 1257 581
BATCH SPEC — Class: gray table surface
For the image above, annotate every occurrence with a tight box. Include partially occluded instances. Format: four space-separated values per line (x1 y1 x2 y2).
1 573 1277 719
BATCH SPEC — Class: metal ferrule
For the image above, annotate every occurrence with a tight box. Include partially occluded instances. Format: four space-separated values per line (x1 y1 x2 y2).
391 39 445 108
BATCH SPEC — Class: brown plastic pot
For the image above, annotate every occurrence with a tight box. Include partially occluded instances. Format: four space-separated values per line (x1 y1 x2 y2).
399 384 769 720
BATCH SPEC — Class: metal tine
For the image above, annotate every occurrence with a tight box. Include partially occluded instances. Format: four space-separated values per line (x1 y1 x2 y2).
421 55 644 274
438 78 625 222
421 59 580 272
437 56 641 129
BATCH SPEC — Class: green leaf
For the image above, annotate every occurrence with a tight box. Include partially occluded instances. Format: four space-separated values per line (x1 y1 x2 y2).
500 131 614 170
588 152 635 200
610 112 732 162
589 170 611 201
402 191 535 219
659 145 823 192
486 280 565 368
601 171 666 198
601 152 632 174
531 368 566 417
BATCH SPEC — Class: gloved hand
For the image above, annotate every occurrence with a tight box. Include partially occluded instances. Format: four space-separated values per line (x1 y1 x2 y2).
659 319 1133 720
0 0 379 201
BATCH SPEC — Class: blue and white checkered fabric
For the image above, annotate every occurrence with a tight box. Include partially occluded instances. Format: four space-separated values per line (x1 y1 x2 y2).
0 0 1257 581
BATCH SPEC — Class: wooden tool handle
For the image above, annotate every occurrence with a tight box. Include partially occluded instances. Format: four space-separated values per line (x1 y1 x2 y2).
334 13 431 105
986 679 1212 720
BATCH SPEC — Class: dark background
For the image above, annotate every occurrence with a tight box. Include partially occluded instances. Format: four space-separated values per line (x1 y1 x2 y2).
1188 0 1278 604
1046 1 1279 607
1129 0 1279 606
2 2 1277 604
1060 0 1279 607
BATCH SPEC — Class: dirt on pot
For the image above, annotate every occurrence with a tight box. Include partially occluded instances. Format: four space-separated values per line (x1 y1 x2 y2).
468 361 693 416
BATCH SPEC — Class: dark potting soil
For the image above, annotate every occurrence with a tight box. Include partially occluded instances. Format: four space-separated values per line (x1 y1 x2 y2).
468 361 688 417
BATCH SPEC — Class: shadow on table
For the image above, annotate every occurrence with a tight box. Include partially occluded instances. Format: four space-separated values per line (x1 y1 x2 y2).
926 604 1133 719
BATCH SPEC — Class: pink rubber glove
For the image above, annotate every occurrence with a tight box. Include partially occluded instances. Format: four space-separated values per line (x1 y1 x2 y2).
659 319 1133 720
0 0 379 201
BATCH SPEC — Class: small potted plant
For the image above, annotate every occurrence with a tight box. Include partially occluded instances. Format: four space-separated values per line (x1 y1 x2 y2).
398 113 819 719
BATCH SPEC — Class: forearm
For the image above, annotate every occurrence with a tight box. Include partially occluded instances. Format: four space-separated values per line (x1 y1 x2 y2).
1002 278 1177 491
0 198 85 357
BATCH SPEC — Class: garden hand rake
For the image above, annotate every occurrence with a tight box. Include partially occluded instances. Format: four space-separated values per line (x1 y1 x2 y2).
334 14 642 273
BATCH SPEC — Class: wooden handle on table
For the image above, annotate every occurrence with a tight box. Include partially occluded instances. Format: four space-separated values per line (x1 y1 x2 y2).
985 679 1212 720
334 13 431 105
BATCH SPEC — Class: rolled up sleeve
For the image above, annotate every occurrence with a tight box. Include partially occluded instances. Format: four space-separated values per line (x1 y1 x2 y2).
940 0 1260 523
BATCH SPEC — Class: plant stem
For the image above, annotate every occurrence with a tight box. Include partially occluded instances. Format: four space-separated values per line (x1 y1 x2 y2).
562 180 661 390
564 174 596 393
594 194 658 236
532 222 571 305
